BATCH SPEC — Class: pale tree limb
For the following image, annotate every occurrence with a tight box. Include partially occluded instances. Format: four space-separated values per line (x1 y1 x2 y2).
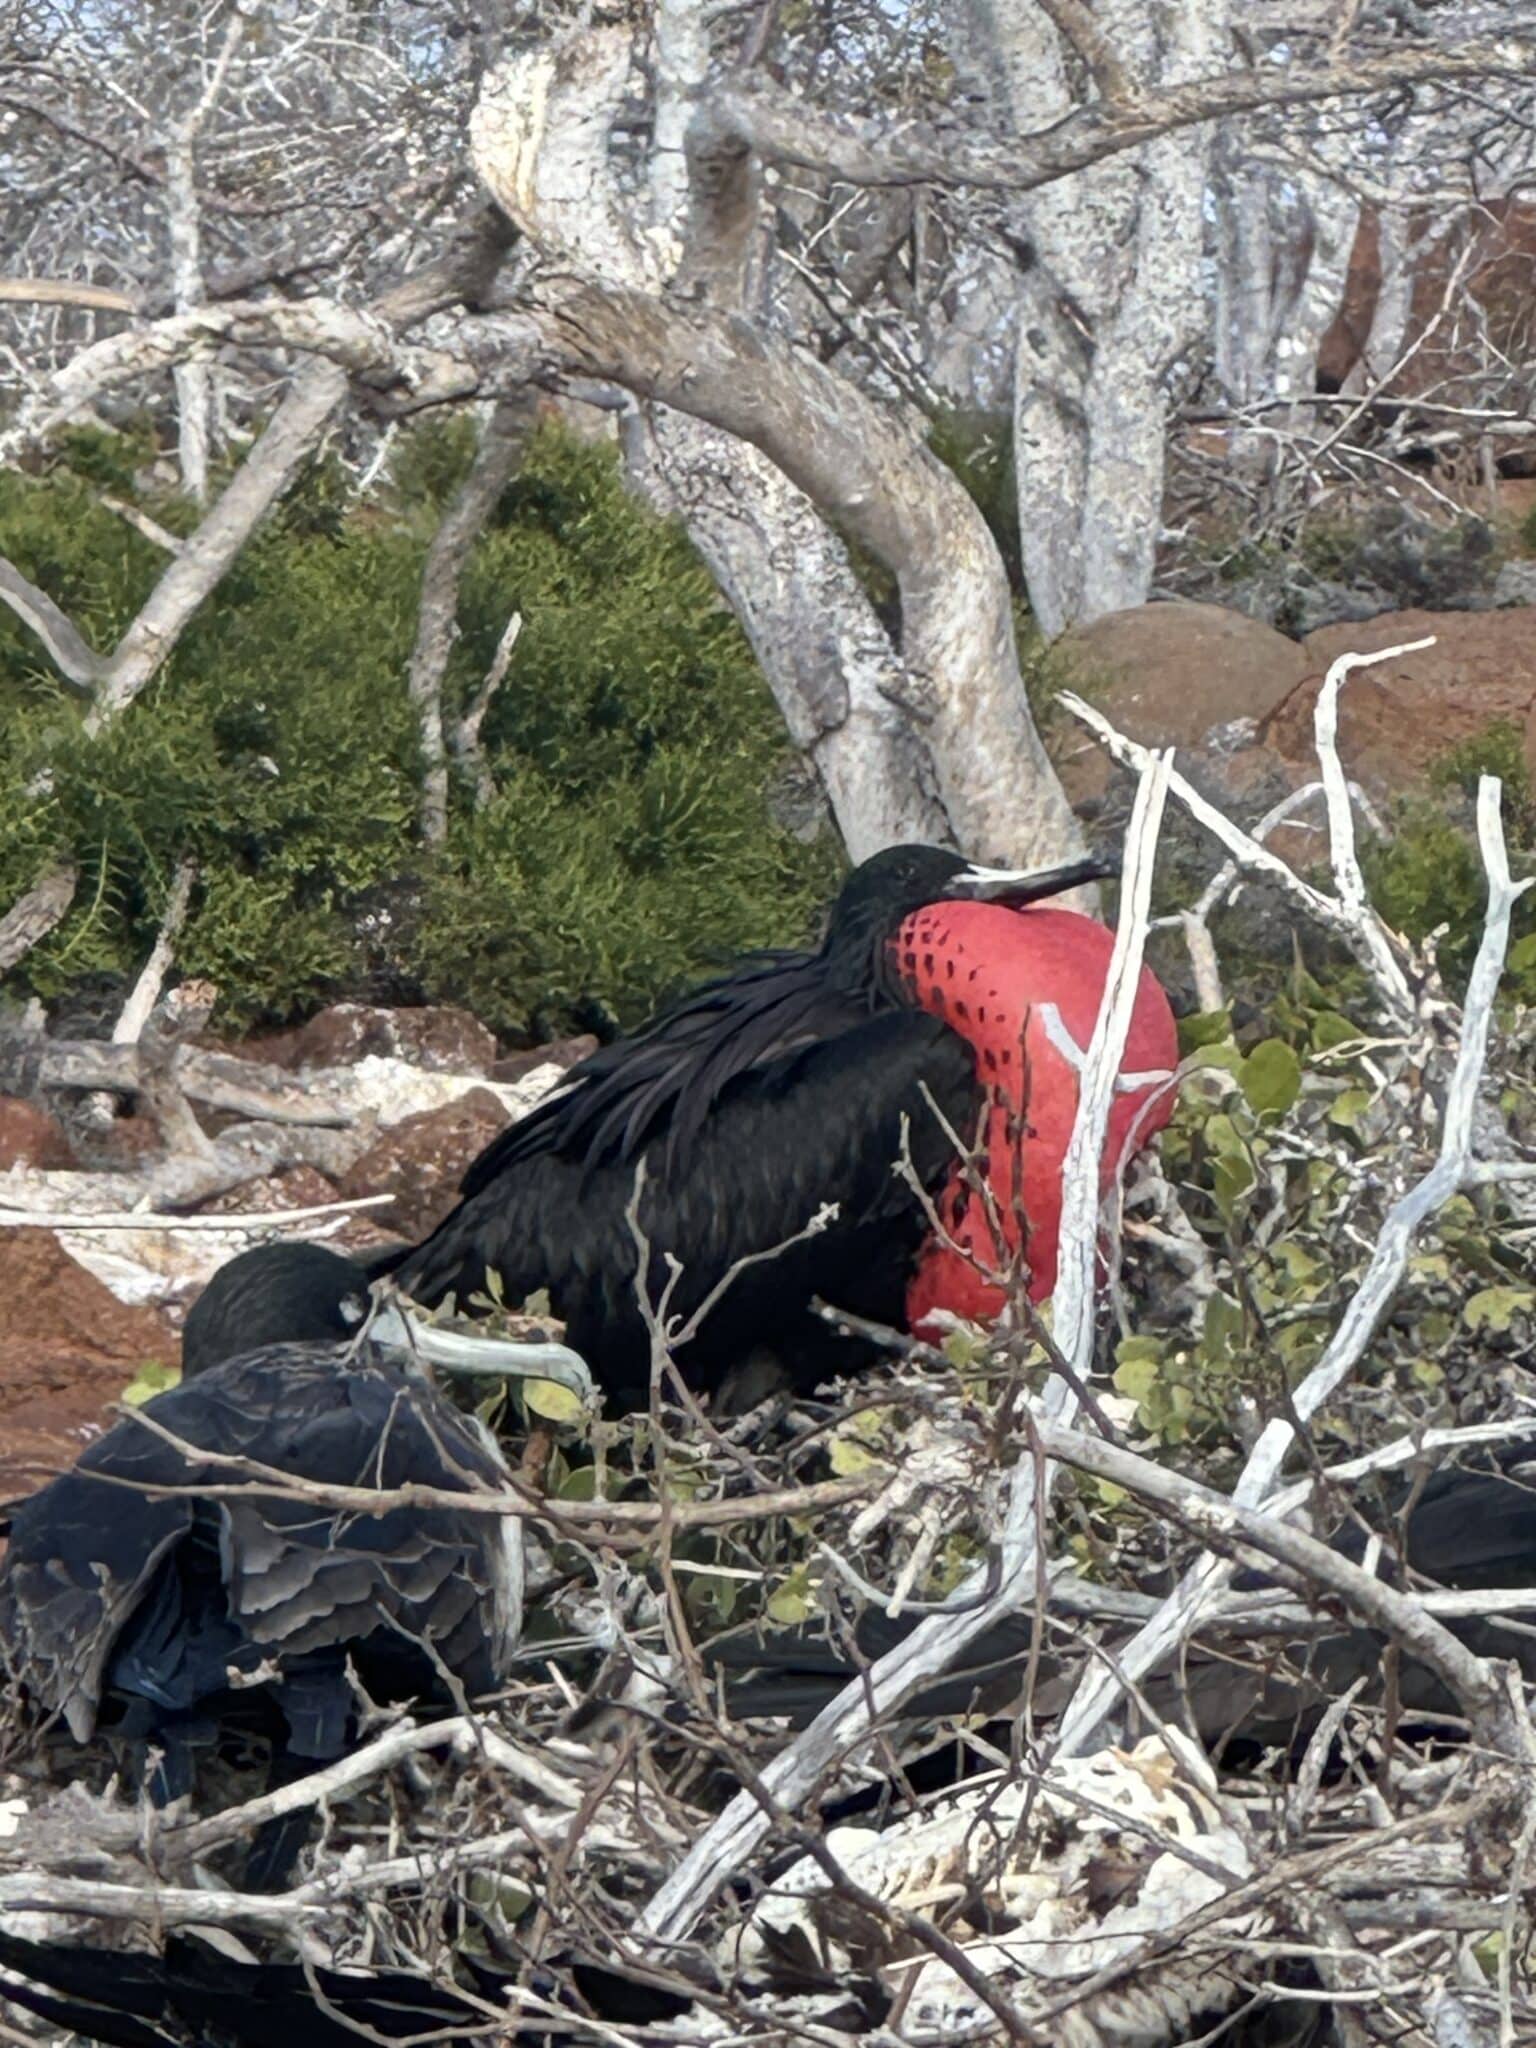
165 7 247 502
702 39 1536 197
0 560 104 693
454 609 522 812
1313 639 1433 1018
489 275 1084 869
0 1195 391 1233
0 863 77 974
1031 1421 1520 1753
95 493 184 555
0 278 136 314
1060 688 1418 1030
635 751 1172 1949
1055 771 1535 1760
406 395 533 843
1033 0 1136 103
79 859 198 1132
0 301 470 469
471 44 1061 868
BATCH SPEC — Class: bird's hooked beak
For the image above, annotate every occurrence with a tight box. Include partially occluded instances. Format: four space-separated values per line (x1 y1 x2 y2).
369 1301 597 1409
945 853 1118 907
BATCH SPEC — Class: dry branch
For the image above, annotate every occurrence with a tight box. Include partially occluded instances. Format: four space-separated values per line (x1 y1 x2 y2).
1055 764 1534 1761
0 864 76 975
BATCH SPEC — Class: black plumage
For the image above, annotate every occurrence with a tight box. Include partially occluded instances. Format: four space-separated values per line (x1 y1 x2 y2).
0 1244 520 1836
382 846 1112 1409
0 1929 695 2048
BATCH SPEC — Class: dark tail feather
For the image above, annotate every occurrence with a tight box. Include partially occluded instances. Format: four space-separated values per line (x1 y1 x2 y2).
710 1446 1536 1739
0 1930 488 2048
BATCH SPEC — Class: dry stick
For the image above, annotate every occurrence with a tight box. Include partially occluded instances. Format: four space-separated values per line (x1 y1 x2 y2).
635 752 1173 1950
80 858 198 1130
1030 1422 1513 1749
0 862 76 975
454 609 522 810
1059 682 1418 1031
69 1401 883 1539
407 397 531 844
0 1194 392 1231
1055 770 1534 1761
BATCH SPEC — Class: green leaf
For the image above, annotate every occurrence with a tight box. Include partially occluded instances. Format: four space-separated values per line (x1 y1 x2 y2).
767 1565 814 1625
829 1435 885 1476
120 1358 179 1407
522 1378 588 1424
1184 1043 1242 1074
1239 1038 1301 1116
1178 1007 1231 1053
1310 1010 1362 1052
1112 1354 1161 1404
556 1461 598 1501
1328 1087 1373 1129
1212 1154 1255 1222
1463 1285 1535 1335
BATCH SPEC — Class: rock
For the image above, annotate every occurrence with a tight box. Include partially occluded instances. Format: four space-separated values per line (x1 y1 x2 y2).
1056 598 1302 827
1266 607 1536 801
337 1088 512 1242
1052 600 1309 811
229 1004 499 1076
0 1234 175 1492
197 1164 402 1258
1491 559 1536 609
491 1034 599 1085
0 1097 72 1171
1226 568 1393 639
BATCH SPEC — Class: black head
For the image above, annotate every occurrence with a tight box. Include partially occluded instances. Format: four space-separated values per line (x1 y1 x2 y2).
822 842 1118 991
181 1242 372 1377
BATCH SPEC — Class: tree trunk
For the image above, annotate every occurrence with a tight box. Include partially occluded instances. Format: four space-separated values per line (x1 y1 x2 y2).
472 16 1086 870
990 0 1229 634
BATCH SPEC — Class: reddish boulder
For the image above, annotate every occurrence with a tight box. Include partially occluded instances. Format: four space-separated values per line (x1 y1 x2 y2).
0 1233 175 1493
1267 608 1536 800
337 1088 512 1241
226 1004 499 1075
1052 601 1310 809
491 1034 598 1084
196 1164 403 1258
0 1097 72 1170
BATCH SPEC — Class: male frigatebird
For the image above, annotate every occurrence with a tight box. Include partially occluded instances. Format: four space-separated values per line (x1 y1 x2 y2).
381 845 1178 1409
0 1242 587 1882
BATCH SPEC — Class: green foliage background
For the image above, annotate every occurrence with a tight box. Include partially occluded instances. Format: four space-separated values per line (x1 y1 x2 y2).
0 419 838 1039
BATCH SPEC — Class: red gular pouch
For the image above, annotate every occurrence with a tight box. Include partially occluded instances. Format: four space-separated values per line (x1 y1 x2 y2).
891 901 1178 1333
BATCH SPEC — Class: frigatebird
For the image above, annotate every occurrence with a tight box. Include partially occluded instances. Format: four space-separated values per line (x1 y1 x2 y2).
381 845 1178 1409
0 1242 588 1881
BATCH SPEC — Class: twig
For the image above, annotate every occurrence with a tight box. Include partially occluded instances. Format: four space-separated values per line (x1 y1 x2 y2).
453 609 521 811
81 859 198 1130
1055 773 1535 1759
0 1194 393 1232
1060 690 1417 1029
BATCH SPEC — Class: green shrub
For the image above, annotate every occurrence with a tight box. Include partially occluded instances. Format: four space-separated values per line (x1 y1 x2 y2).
1360 721 1536 1002
0 421 838 1037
